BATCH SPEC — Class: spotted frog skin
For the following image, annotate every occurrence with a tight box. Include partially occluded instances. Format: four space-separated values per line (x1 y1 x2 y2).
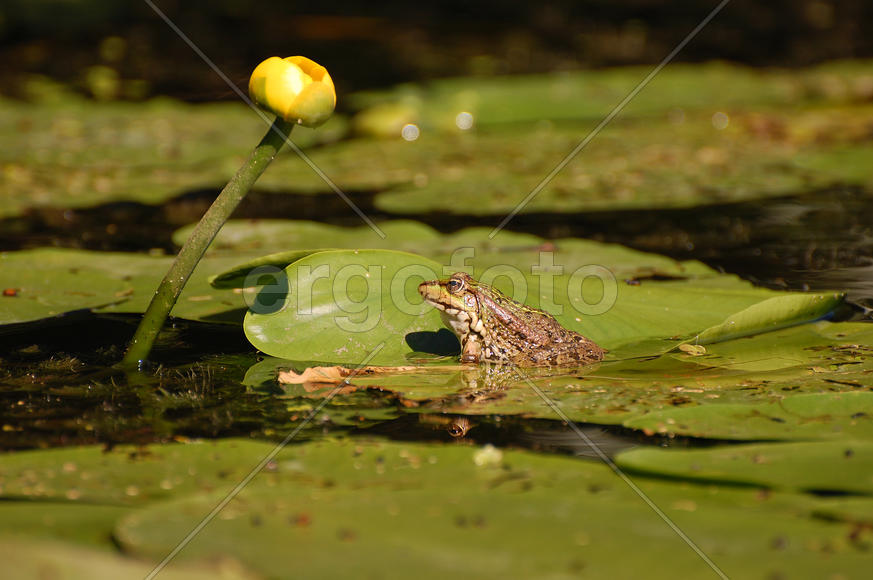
418 272 605 367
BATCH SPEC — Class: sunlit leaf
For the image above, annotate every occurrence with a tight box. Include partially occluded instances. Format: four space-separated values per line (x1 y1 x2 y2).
114 438 873 579
617 439 873 494
623 391 873 441
687 292 845 345
0 537 257 580
0 248 265 325
243 249 445 365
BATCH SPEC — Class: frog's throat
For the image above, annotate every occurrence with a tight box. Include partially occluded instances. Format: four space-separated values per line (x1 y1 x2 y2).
427 301 485 345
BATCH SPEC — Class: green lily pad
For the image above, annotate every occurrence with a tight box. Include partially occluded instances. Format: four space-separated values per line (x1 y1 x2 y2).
259 115 821 216
0 248 261 325
0 250 132 325
2 436 869 578
201 221 713 288
341 62 873 216
321 322 873 428
623 391 873 441
0 439 280 505
349 63 802 129
5 63 873 221
226 227 845 366
687 292 845 345
209 249 328 289
174 219 438 253
616 440 873 495
811 496 873 527
243 250 445 365
0 536 258 580
0 503 131 549
113 437 873 579
0 95 347 219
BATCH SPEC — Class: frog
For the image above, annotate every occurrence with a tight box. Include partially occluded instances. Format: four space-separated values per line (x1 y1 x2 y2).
418 272 605 366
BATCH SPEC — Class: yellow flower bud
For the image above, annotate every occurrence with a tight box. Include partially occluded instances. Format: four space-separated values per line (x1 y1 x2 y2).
249 56 336 128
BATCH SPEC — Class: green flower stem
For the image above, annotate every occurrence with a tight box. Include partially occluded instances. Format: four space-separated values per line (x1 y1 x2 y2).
121 117 294 368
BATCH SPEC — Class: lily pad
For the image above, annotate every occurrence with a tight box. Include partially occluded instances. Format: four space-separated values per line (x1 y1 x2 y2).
340 62 873 216
315 321 873 428
0 248 260 325
114 437 873 579
243 250 445 365
0 95 347 219
201 221 713 287
173 219 439 253
623 391 873 442
0 503 131 549
349 62 820 130
616 440 873 495
0 251 130 325
208 249 327 289
0 537 258 580
259 116 822 216
226 228 845 366
1 436 869 578
686 292 845 345
0 439 281 505
5 63 873 221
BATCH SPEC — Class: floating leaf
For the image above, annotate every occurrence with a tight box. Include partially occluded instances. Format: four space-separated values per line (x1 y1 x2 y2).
616 440 873 494
328 322 873 428
0 248 261 325
202 220 845 362
175 219 438 253
0 503 131 549
0 439 278 505
623 391 873 441
243 249 445 366
0 250 131 325
0 537 258 580
0 96 347 219
349 63 801 128
203 221 710 287
209 250 328 289
227 235 847 367
114 437 873 579
5 63 873 220
687 292 845 345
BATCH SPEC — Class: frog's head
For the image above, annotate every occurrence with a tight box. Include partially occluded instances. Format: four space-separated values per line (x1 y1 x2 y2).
418 272 480 314
418 272 483 339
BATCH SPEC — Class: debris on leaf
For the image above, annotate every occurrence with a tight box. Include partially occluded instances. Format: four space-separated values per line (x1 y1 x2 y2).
678 344 707 356
473 444 503 467
277 365 420 385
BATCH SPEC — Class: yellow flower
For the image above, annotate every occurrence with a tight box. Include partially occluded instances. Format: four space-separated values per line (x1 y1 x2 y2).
248 56 336 127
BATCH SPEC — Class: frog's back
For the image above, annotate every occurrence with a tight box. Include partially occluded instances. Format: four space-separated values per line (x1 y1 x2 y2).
481 298 605 366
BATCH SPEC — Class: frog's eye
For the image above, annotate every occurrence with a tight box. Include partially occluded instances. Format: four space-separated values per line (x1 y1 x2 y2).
447 278 464 294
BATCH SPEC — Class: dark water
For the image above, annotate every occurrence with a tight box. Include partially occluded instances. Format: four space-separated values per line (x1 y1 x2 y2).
2 184 871 451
